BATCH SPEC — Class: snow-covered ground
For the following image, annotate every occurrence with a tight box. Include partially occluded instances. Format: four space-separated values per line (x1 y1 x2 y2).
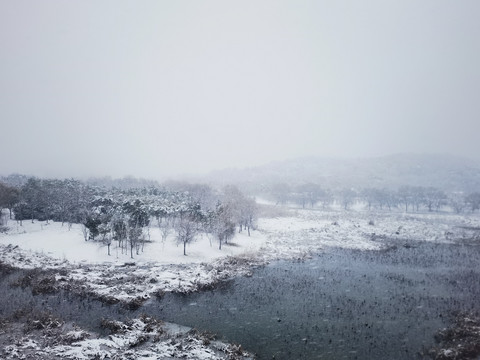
0 219 263 266
1 314 253 360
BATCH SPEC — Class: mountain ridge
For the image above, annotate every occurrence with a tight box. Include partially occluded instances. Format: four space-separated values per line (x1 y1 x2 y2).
205 153 480 193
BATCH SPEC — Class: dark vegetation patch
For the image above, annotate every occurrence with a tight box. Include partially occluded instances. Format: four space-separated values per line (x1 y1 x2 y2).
0 260 15 275
223 255 258 267
0 316 9 331
10 268 59 295
224 241 240 247
227 343 248 358
193 281 220 292
121 262 136 267
139 313 164 334
24 311 63 333
31 276 57 295
100 315 164 336
85 291 121 305
427 312 480 359
186 328 217 346
124 296 148 310
100 318 128 334
154 288 166 299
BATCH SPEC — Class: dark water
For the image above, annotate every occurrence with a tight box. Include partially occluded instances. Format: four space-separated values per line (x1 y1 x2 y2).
147 242 480 359
0 273 133 331
1 242 479 359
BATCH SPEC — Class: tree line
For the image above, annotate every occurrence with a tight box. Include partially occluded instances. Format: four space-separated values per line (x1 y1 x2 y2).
0 176 257 257
267 182 480 213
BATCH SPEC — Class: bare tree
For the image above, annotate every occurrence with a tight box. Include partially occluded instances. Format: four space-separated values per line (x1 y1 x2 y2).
361 188 380 210
319 189 334 209
411 186 425 212
398 186 414 212
339 188 357 210
449 193 466 214
242 197 257 236
175 217 198 256
112 215 128 254
157 215 172 248
423 187 447 212
128 226 143 259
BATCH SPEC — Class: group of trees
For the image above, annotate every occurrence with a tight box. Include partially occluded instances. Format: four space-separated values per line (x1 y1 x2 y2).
11 178 92 226
4 173 480 257
0 176 258 257
267 182 480 213
270 182 334 209
0 181 20 221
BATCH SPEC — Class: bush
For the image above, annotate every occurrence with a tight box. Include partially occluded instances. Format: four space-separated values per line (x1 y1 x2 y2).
100 318 126 334
24 312 62 333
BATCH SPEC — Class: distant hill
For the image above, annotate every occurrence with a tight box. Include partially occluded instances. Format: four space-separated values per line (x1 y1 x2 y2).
205 154 480 194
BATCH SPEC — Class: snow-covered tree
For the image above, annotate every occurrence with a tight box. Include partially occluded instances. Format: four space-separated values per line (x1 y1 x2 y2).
17 177 45 222
209 202 236 250
221 185 257 236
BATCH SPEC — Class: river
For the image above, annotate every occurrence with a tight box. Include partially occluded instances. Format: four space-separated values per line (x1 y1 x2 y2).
1 241 479 359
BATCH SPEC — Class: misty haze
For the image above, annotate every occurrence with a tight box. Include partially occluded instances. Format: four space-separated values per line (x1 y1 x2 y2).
1 1 480 359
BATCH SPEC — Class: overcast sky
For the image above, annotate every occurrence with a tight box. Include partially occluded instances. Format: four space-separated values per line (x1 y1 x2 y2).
1 1 479 179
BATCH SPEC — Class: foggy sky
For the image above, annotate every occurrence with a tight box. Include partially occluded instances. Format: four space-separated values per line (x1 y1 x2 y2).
1 1 479 180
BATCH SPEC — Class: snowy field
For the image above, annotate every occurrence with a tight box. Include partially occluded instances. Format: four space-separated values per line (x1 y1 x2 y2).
0 219 264 267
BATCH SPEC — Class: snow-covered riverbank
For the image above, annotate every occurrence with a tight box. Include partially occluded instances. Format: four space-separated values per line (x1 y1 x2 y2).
1 312 253 360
